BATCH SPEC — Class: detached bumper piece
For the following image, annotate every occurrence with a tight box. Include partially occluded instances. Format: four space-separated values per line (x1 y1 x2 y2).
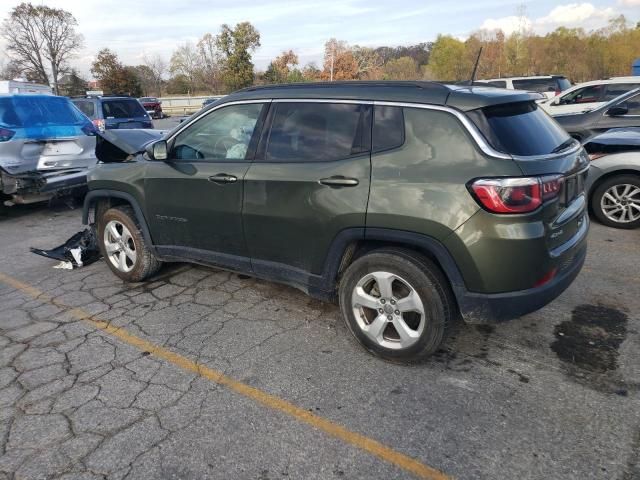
31 228 101 269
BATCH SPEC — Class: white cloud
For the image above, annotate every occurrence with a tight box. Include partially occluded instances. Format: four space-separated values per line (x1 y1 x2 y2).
480 16 533 36
537 3 615 25
479 2 618 36
618 0 640 5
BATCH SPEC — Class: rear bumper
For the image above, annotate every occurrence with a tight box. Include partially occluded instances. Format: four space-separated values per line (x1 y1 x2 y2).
457 220 588 324
1 167 87 196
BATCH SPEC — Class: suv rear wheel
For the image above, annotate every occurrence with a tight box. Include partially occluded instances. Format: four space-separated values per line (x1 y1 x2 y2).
97 205 162 281
339 248 453 362
591 174 640 229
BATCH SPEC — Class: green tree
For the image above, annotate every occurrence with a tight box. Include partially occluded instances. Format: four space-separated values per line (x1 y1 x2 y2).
428 35 468 81
383 56 419 80
216 22 261 92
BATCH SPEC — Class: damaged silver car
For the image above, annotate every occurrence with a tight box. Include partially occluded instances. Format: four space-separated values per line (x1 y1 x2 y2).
0 94 97 206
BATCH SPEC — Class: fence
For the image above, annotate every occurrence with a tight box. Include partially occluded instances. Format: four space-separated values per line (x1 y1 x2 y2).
158 95 224 116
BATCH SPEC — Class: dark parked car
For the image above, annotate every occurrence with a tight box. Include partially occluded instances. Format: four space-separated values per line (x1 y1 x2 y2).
555 88 640 141
71 96 153 132
83 81 589 361
139 97 163 119
584 128 640 229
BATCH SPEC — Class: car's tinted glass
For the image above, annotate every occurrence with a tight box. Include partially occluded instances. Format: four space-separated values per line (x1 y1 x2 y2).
468 101 571 156
0 96 89 128
373 106 404 151
557 78 571 91
73 100 96 119
171 103 264 161
487 80 506 88
266 102 367 162
625 93 640 115
512 78 557 93
102 99 147 118
605 83 640 101
560 85 604 105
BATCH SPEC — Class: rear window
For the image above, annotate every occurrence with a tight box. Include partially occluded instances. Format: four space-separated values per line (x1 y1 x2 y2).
0 95 89 128
73 100 96 119
467 101 572 156
557 77 571 91
512 78 558 93
102 99 147 119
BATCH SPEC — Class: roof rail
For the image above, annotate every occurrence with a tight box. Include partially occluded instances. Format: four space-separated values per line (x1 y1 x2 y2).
239 80 450 93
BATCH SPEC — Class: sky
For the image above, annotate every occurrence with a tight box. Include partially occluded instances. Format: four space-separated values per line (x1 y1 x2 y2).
1 0 639 79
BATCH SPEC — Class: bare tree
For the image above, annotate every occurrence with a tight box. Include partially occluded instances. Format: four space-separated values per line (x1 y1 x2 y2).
143 53 167 96
197 33 223 93
1 3 83 94
170 42 201 93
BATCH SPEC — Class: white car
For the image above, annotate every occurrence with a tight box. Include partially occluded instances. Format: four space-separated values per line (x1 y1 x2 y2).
476 75 571 99
540 77 640 116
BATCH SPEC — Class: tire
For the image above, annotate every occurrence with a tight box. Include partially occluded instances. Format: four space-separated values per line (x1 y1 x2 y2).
97 205 162 281
338 248 454 362
590 174 640 229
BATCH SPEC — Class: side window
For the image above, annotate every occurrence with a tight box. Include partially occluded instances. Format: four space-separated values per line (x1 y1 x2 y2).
373 106 404 151
170 103 264 161
560 85 604 105
487 81 506 88
605 84 640 101
265 102 368 162
624 94 640 115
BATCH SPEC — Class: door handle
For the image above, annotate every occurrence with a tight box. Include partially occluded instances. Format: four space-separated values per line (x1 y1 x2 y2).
319 176 359 187
208 174 238 184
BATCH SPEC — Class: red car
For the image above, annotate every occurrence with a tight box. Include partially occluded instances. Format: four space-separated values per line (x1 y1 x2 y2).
138 97 163 119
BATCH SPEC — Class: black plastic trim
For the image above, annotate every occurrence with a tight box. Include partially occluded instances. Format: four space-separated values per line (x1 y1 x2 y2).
83 190 155 250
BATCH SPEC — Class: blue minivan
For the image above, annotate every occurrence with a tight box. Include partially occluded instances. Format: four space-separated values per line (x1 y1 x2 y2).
71 96 153 132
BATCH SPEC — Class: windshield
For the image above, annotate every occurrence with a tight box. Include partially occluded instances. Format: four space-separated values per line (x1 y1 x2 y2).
0 95 90 128
467 101 572 156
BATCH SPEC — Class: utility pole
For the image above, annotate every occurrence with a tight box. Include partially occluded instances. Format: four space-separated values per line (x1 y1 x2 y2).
330 50 334 82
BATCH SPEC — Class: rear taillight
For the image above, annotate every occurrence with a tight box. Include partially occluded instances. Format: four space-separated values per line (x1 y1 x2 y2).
92 119 106 132
0 127 15 142
469 175 562 214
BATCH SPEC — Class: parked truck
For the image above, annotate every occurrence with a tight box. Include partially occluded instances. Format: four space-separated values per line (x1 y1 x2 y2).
0 80 53 95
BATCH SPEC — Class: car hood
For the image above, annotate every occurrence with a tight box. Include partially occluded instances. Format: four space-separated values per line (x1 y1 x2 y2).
95 129 165 163
584 128 640 148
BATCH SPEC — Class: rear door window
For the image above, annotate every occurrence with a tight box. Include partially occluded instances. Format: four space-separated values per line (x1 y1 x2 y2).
467 101 572 156
487 80 507 88
512 78 557 94
102 99 147 119
73 100 96 119
265 102 369 162
605 84 640 101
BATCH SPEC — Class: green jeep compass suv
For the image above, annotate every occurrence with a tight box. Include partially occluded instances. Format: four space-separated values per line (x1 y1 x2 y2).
83 81 589 361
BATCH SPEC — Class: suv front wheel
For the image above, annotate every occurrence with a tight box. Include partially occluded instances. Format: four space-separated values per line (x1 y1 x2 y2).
97 205 162 281
339 248 453 362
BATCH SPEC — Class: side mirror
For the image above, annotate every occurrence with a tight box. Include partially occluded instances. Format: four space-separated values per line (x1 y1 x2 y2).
606 104 628 116
146 140 168 161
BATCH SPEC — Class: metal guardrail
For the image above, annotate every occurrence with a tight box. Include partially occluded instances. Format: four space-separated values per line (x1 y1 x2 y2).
158 95 224 115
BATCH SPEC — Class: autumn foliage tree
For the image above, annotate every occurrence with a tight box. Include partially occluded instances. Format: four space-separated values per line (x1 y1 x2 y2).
90 48 142 97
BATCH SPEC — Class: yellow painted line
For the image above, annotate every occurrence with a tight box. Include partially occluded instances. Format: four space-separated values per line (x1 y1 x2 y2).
0 272 450 480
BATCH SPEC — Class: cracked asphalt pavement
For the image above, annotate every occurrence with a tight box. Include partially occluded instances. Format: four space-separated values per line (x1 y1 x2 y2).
0 202 639 480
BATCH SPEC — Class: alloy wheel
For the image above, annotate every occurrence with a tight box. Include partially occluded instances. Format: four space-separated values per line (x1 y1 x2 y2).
351 271 425 350
103 220 137 273
600 183 640 224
